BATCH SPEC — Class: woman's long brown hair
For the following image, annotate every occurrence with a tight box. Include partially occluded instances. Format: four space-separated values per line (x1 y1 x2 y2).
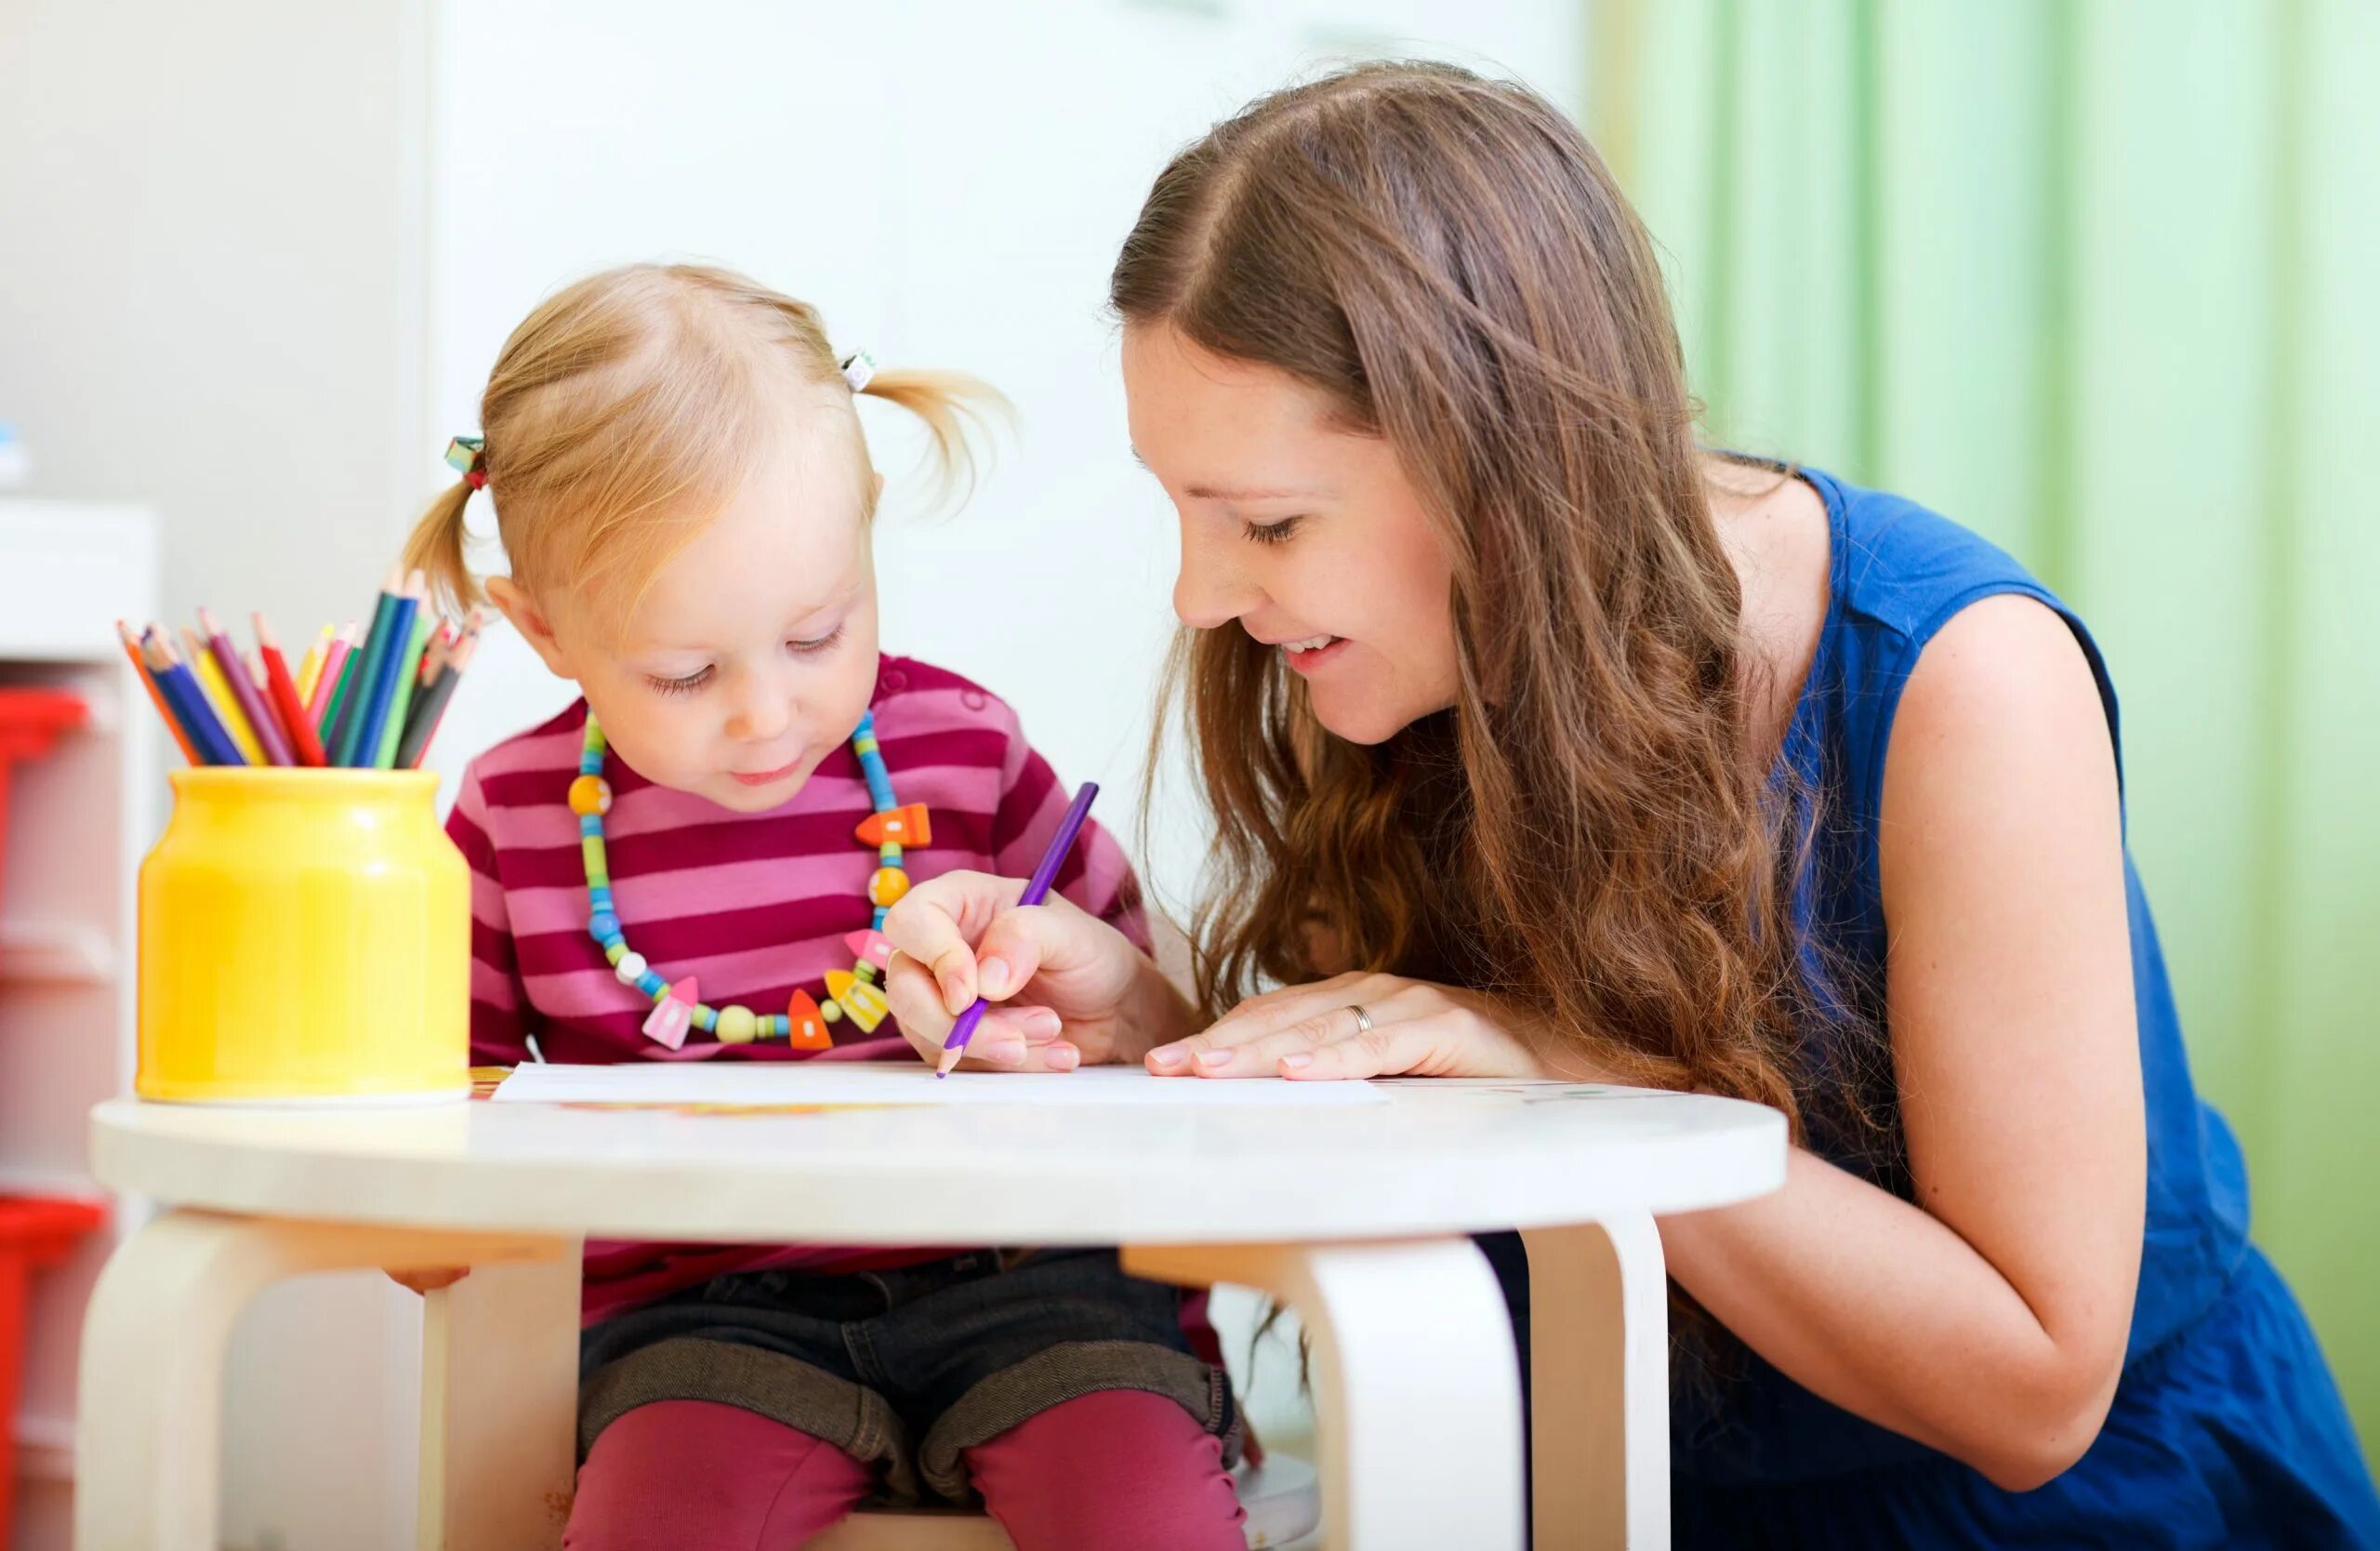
1112 61 1813 1133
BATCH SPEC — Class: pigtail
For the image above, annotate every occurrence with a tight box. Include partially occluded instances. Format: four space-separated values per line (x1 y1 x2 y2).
856 368 1012 514
403 478 483 615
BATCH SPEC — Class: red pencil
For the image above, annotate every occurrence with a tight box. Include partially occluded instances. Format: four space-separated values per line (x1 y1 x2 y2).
253 614 329 767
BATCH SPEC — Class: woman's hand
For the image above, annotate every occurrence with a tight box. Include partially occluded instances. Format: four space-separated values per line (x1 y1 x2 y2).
1145 972 1561 1080
880 870 1191 1072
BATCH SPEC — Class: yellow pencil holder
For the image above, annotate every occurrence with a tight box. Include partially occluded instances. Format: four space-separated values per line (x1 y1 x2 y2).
138 768 469 1104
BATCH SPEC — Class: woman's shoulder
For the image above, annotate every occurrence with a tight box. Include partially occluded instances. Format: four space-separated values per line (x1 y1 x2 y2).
1806 467 2051 643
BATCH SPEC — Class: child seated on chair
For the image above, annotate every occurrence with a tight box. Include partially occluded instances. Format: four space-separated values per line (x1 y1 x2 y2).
392 263 1246 1550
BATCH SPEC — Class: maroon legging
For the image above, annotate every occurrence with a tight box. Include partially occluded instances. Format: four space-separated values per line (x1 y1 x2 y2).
563 1391 1248 1550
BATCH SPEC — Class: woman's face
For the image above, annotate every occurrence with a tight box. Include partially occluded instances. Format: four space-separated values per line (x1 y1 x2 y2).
1122 324 1460 745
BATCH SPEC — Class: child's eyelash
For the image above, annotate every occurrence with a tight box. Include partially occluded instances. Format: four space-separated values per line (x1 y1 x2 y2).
641 626 842 696
647 668 713 697
1243 517 1303 546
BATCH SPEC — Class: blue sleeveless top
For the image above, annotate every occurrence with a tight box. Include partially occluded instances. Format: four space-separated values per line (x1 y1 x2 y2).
1669 470 2379 1547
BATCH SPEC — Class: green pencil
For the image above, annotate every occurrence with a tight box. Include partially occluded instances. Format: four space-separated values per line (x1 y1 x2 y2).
372 608 438 769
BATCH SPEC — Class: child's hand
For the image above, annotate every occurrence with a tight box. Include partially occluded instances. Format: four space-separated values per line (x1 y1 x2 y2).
881 870 1170 1071
387 1267 470 1294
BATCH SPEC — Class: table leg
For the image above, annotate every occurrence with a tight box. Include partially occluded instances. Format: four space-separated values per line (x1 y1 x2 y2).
73 1208 567 1551
417 1248 584 1550
1520 1214 1670 1549
1126 1239 1524 1551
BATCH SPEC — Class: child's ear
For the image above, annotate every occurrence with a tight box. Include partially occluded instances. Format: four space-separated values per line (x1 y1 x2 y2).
484 577 572 679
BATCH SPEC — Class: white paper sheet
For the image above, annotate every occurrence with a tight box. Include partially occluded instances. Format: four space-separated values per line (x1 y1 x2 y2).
491 1061 1391 1108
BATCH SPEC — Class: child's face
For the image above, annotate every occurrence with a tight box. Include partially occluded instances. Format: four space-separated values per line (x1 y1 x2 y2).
1122 324 1460 746
507 415 882 812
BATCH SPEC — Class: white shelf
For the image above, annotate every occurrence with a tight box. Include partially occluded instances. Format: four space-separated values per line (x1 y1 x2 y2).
0 922 117 984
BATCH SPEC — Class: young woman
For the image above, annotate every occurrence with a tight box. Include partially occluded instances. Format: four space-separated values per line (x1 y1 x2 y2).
882 62 2379 1546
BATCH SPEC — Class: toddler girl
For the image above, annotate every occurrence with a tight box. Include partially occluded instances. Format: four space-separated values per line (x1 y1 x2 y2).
406 263 1245 1550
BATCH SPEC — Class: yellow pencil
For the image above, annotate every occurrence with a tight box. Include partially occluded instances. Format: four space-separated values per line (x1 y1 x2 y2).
295 625 333 703
182 625 266 765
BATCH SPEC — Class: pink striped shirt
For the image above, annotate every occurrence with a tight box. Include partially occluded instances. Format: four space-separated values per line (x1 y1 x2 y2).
447 655 1148 1320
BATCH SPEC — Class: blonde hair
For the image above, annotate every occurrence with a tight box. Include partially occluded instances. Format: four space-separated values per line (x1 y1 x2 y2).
405 262 1003 622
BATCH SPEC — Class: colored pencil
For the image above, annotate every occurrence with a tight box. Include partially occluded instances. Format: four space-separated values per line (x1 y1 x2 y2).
372 603 437 770
344 570 422 769
143 630 245 766
254 615 329 767
396 616 478 770
183 627 267 765
294 626 333 704
328 567 405 766
313 623 359 735
936 781 1101 1076
199 608 293 766
118 620 201 765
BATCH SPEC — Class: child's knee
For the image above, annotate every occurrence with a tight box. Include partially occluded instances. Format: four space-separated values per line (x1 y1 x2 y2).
970 1389 1247 1551
564 1399 869 1551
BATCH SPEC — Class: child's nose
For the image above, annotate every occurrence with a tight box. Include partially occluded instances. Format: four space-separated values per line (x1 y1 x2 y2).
726 687 792 744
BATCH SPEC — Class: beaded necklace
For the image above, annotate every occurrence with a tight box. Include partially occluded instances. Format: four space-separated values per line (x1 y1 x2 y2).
572 710 931 1051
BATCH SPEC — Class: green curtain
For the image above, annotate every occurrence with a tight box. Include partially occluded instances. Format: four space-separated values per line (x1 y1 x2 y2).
1585 0 2379 1460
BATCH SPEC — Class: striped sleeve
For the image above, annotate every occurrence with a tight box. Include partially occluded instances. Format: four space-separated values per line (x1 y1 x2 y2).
446 759 533 1062
988 716 1150 954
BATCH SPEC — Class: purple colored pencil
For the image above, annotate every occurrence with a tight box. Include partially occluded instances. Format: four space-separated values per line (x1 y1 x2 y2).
936 781 1099 1077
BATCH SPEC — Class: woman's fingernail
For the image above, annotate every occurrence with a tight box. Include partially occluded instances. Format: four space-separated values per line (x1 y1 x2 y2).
1025 1007 1063 1037
1148 1047 1186 1070
1048 1043 1079 1071
1196 1048 1234 1069
979 958 1012 999
1279 1053 1314 1072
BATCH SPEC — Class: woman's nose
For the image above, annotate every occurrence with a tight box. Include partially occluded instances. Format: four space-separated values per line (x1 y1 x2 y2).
1172 525 1260 630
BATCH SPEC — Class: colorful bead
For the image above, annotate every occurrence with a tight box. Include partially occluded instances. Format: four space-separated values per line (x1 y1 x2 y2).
636 970 665 998
867 867 910 908
642 977 697 1051
615 951 647 985
589 911 620 941
820 998 845 1024
716 1004 758 1044
604 941 628 966
569 775 613 815
826 970 891 1032
854 803 932 848
844 930 892 969
581 836 607 877
853 960 879 985
787 990 832 1050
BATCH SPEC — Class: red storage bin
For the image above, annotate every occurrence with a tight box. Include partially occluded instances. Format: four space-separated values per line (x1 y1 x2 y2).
0 1196 107 1548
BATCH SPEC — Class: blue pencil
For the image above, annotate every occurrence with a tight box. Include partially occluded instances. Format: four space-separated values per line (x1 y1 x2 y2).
328 566 406 766
344 575 420 771
143 630 245 766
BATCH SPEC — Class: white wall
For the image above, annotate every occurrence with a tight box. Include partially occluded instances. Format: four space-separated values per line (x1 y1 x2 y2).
3 2 1580 1544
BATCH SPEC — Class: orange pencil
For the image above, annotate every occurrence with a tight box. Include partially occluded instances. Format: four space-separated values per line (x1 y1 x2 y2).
254 614 329 767
116 619 201 764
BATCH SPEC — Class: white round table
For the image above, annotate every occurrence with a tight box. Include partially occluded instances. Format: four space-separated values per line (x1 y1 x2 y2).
75 1079 1783 1551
